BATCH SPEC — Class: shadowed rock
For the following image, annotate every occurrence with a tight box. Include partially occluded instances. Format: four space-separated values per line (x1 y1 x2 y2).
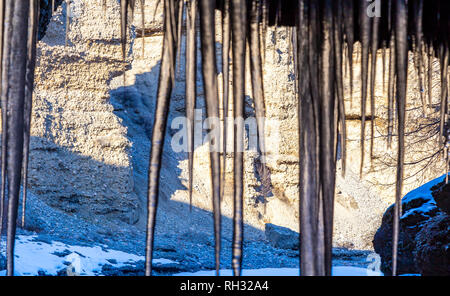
431 181 450 215
414 213 450 276
265 223 299 250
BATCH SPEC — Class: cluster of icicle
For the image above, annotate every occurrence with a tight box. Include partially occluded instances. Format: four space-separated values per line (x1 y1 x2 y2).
0 0 448 277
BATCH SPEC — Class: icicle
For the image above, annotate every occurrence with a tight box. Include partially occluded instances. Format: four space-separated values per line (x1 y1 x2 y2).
414 0 426 114
260 0 268 64
387 0 395 148
120 0 129 90
318 0 336 276
3 0 30 276
248 0 269 196
382 41 386 92
129 0 136 21
145 0 177 276
141 0 145 57
392 0 408 277
120 0 128 63
152 0 161 21
199 0 222 275
427 44 433 107
358 0 372 177
334 1 346 176
175 0 184 76
185 0 197 211
298 0 321 276
439 45 448 147
65 0 70 47
221 0 230 202
343 0 354 107
22 0 39 229
0 0 5 237
230 0 246 277
369 15 379 162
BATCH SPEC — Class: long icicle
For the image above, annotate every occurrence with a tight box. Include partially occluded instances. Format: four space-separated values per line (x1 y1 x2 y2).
185 0 196 211
414 0 426 114
21 0 39 228
319 0 336 276
0 0 5 237
145 0 177 276
427 44 433 107
175 0 184 76
4 0 29 276
298 0 321 276
248 0 269 200
260 0 267 65
392 0 408 277
334 0 346 176
220 0 230 202
359 0 372 177
198 0 222 275
387 0 395 148
120 0 128 87
342 0 354 108
141 0 145 56
65 0 70 47
231 0 246 276
369 14 379 162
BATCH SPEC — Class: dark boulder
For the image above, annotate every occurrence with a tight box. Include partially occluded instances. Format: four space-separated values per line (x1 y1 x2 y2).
373 177 449 275
431 181 450 215
414 213 450 276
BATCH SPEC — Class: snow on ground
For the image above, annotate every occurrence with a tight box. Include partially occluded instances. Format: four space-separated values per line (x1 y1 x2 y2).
174 266 383 276
0 235 176 276
0 235 385 276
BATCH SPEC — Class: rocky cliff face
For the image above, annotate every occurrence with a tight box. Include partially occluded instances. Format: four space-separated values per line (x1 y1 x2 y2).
5 0 445 250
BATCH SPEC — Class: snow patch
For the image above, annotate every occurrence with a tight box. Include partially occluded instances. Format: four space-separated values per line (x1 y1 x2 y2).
0 235 176 276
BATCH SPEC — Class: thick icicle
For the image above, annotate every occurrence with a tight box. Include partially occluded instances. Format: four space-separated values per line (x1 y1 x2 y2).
199 0 222 275
231 0 246 276
22 0 39 228
318 0 336 276
3 0 30 276
248 0 269 197
392 0 408 277
298 0 322 276
145 0 177 276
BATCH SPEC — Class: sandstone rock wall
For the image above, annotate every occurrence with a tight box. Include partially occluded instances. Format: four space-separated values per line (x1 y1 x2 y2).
6 0 445 250
2 0 140 224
